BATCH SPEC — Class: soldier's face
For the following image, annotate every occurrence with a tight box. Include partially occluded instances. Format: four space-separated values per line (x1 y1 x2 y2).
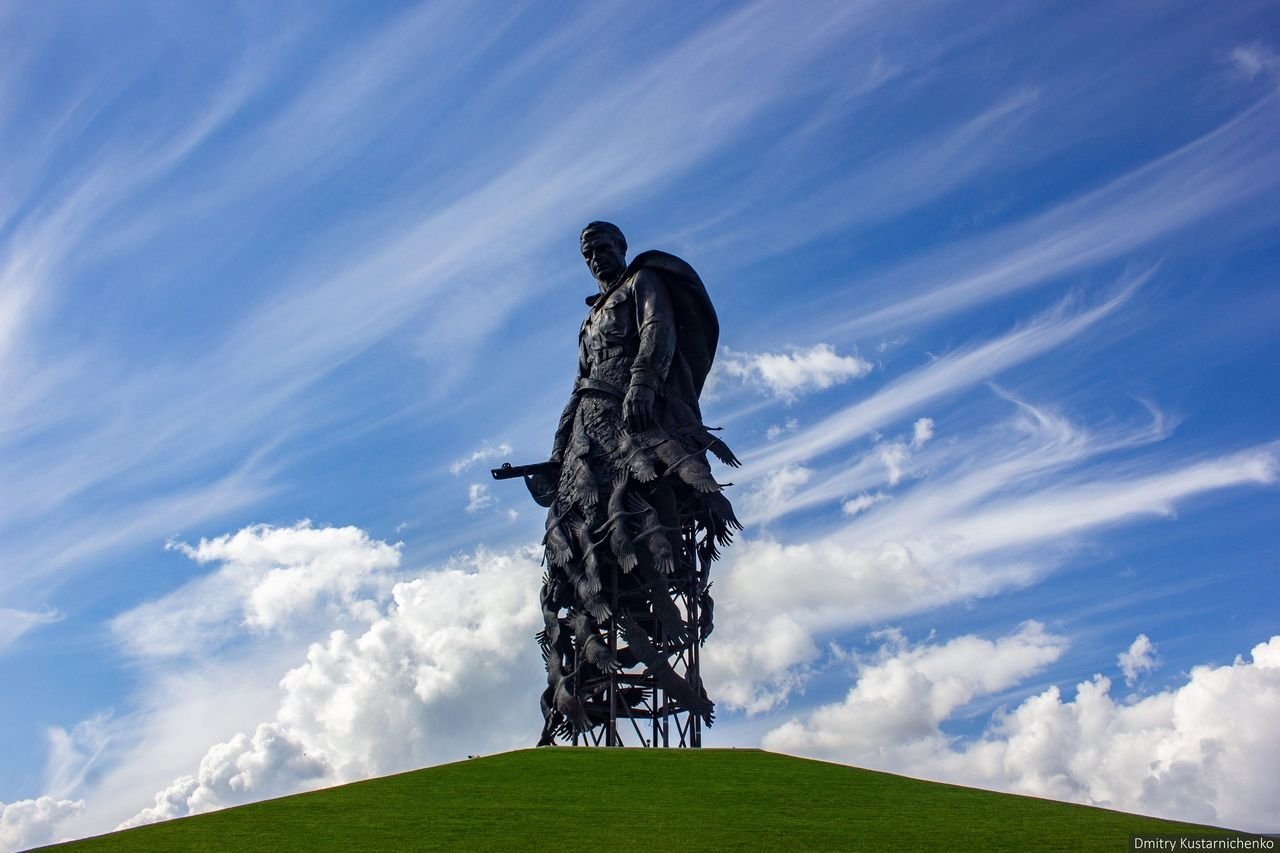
582 235 625 284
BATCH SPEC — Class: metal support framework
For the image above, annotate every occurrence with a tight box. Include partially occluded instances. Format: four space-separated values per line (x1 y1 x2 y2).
570 521 707 748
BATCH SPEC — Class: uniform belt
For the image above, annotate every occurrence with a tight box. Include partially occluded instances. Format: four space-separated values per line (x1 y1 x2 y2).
574 377 625 399
590 345 632 361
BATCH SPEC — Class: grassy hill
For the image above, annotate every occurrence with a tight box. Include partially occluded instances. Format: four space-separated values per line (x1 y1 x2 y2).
41 749 1244 852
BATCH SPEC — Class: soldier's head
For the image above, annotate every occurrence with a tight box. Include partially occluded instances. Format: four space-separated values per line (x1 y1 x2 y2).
580 221 627 285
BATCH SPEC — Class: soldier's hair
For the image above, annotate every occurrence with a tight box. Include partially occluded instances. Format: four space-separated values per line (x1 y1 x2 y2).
580 221 627 255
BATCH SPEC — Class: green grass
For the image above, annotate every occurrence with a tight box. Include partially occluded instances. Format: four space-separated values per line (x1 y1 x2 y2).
42 749 1245 852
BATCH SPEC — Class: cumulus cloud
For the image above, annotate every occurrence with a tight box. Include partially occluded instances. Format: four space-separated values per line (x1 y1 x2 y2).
765 631 1280 833
449 442 513 476
704 607 820 715
703 537 1038 713
841 492 888 516
911 417 934 448
766 417 799 441
765 622 1067 756
465 483 495 513
999 642 1280 829
877 441 911 486
112 521 402 658
0 796 83 852
719 343 872 402
1118 634 1159 686
120 536 542 828
117 724 329 829
872 415 935 487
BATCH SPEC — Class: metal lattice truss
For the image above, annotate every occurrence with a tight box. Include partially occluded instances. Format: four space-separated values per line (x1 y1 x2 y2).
542 523 715 748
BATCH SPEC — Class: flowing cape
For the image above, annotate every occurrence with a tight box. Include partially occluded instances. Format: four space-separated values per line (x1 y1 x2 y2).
622 250 719 397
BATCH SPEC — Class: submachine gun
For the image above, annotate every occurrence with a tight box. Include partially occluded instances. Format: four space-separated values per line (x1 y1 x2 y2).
491 460 559 508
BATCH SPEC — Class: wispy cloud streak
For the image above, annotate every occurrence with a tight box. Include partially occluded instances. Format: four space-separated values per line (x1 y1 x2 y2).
0 0 901 602
830 95 1280 338
742 275 1148 480
709 401 1277 712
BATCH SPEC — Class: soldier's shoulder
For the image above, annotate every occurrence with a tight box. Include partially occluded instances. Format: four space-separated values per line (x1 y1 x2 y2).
625 265 665 288
628 249 700 280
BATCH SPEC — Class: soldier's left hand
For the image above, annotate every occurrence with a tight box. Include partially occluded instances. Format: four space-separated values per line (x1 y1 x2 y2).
624 385 656 432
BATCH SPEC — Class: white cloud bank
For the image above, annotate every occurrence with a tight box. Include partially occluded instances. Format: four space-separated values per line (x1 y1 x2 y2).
766 621 1068 758
0 797 83 852
112 521 402 658
764 629 1280 834
118 724 327 829
114 530 542 829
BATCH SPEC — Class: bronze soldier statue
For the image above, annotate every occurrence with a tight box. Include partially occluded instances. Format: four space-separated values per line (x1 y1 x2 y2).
495 221 739 747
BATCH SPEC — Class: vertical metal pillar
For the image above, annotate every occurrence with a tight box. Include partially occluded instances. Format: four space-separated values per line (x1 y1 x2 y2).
606 568 619 746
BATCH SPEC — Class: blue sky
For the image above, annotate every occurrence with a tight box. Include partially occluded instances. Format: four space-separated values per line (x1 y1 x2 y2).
2 0 1278 845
